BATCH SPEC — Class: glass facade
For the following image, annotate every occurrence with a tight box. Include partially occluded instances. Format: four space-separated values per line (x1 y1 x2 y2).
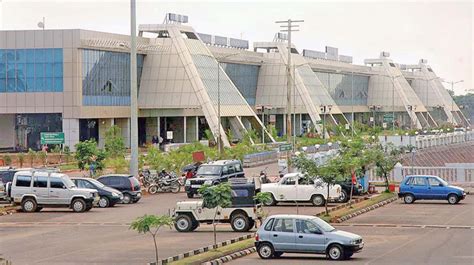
82 49 144 106
191 54 249 106
297 66 337 106
221 63 259 106
315 71 369 105
0 48 63 92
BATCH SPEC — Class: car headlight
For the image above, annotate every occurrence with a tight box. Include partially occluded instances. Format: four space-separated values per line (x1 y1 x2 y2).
204 180 212 185
112 192 119 197
185 180 191 186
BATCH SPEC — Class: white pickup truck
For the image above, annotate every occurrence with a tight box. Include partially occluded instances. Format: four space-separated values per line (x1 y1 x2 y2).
261 173 341 206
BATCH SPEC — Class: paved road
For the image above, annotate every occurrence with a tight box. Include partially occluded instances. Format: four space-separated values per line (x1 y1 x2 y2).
230 195 474 265
0 187 339 264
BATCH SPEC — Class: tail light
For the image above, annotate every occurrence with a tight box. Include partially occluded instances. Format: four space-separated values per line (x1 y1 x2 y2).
130 179 135 191
255 233 259 241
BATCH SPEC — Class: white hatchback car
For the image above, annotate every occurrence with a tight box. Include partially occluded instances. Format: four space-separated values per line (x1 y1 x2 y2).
261 173 341 206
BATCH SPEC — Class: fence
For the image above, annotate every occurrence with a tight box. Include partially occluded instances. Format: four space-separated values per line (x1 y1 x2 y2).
242 150 278 167
379 131 474 150
368 164 474 183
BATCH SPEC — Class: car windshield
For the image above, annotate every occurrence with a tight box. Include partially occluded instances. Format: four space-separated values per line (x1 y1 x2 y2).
89 179 105 188
311 217 336 232
436 177 448 186
197 165 221 176
62 177 76 189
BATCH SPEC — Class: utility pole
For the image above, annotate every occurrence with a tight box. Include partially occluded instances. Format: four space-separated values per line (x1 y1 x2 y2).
351 71 354 137
129 0 139 176
276 19 303 146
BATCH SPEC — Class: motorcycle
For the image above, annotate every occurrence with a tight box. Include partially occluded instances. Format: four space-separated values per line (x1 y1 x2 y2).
147 171 181 194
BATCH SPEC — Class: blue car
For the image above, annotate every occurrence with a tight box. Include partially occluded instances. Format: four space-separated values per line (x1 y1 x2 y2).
398 175 466 205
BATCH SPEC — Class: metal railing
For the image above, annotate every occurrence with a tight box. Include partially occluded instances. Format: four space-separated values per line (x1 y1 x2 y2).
368 164 474 183
242 150 278 167
379 131 474 150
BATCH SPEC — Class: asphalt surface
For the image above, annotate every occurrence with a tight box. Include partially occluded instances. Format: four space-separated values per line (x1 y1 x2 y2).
230 195 474 265
0 189 339 264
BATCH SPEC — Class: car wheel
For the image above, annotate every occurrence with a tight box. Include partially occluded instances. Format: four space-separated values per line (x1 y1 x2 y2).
21 198 37 213
175 214 193 232
338 190 349 203
186 192 194 198
231 213 250 232
263 194 277 206
448 194 458 205
404 194 415 204
148 185 159 195
171 183 181 193
257 242 274 259
311 195 325 206
122 194 132 204
98 196 110 208
72 198 86 213
273 251 283 258
327 244 345 260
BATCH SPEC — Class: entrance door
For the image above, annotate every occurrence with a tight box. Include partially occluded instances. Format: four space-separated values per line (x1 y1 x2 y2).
138 118 146 146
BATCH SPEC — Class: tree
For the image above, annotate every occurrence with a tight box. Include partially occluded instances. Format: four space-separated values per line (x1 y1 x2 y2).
38 151 47 166
198 183 232 246
3 155 12 166
373 144 402 192
292 154 351 215
27 148 36 167
64 145 71 163
104 125 126 158
253 192 272 226
17 152 25 168
129 215 174 264
74 140 106 172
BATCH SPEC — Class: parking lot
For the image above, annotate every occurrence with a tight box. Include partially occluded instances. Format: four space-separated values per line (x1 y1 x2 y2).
0 190 340 264
230 195 474 265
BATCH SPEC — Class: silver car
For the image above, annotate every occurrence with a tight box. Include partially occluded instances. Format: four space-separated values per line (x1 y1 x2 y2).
255 214 364 260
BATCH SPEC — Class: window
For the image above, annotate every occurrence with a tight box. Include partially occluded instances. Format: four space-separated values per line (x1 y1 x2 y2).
109 177 123 186
77 180 95 189
296 219 321 234
222 166 229 175
273 219 294 233
428 178 441 187
0 48 63 92
234 163 243 173
181 31 199 40
16 175 31 187
282 177 296 185
50 178 65 189
299 177 314 185
412 177 426 186
33 176 48 188
228 165 235 174
231 189 249 197
264 218 274 231
389 63 397 67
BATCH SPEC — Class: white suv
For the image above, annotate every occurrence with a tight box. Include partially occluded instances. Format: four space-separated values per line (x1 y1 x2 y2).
9 171 99 213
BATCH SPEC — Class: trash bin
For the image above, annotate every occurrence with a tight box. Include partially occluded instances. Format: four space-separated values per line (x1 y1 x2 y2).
389 183 396 192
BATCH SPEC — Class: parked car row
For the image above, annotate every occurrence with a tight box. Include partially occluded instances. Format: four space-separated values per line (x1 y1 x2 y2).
2 167 142 212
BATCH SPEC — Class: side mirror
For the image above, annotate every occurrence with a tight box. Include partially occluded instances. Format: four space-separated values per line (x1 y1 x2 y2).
62 185 67 189
312 229 323 235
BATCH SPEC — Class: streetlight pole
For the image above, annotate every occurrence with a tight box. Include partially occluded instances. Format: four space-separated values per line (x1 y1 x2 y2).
276 19 303 145
129 0 139 176
351 71 354 137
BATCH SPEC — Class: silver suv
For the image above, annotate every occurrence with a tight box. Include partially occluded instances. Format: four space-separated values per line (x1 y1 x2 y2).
9 170 99 213
255 214 364 260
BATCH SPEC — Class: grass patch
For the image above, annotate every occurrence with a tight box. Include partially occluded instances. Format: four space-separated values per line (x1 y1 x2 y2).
168 238 254 265
59 163 79 171
320 192 397 223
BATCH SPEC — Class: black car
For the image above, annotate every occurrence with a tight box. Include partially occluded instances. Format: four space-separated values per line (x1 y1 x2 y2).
185 160 245 198
72 177 123 208
0 167 19 185
97 174 141 204
337 178 363 203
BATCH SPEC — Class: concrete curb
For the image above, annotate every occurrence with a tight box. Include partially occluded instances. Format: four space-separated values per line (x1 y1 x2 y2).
150 234 254 265
204 247 256 265
315 196 370 217
335 196 398 223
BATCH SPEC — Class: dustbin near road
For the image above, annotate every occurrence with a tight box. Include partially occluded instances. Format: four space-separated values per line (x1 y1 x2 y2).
389 184 396 192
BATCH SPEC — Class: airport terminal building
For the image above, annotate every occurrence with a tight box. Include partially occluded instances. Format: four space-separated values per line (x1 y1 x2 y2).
0 16 469 150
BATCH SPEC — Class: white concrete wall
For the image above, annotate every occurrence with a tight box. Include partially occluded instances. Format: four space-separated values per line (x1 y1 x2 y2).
62 118 79 151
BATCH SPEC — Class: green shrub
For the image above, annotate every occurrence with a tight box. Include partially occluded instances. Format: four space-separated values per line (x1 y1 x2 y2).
3 155 12 166
27 149 36 167
17 152 25 168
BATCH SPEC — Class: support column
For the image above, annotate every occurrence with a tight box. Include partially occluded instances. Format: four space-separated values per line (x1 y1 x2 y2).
183 116 187 143
63 118 80 151
157 116 160 139
283 114 287 136
196 116 199 141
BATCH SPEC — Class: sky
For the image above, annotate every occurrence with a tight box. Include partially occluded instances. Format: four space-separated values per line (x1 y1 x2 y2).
0 0 472 95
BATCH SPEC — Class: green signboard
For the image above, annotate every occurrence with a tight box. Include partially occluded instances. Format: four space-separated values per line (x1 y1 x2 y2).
279 144 292 152
383 114 394 123
40 132 65 144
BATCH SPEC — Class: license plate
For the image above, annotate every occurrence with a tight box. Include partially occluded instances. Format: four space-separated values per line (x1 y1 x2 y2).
191 185 201 188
